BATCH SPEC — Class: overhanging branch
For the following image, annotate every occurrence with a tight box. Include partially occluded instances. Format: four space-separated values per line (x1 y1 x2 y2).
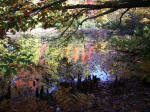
80 8 118 25
4 0 150 18
29 0 150 17
57 1 150 10
35 0 150 11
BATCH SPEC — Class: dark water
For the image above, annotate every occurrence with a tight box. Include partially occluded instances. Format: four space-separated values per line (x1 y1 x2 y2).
48 40 114 93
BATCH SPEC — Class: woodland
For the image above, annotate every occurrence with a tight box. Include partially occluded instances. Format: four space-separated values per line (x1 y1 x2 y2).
0 0 150 112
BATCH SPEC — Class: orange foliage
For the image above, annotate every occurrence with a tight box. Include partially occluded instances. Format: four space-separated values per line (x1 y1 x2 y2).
13 42 48 93
65 43 95 64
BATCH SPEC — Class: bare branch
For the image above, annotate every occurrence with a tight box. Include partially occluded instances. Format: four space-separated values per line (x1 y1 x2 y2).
47 10 86 42
80 8 118 26
57 8 119 45
60 9 86 36
118 8 130 26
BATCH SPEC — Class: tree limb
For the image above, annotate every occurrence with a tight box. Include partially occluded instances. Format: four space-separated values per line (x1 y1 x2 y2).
118 8 130 26
80 8 118 25
33 0 150 11
47 10 86 42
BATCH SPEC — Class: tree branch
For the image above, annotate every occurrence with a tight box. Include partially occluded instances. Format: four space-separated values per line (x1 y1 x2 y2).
34 0 150 11
56 9 118 45
118 8 130 26
29 0 150 17
30 0 67 16
80 8 118 25
47 10 86 42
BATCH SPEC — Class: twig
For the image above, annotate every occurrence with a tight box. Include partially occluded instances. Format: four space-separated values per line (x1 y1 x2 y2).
118 8 130 26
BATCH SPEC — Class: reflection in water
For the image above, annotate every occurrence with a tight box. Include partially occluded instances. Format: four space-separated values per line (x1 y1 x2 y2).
65 42 111 81
91 65 111 81
49 64 111 93
48 86 58 94
65 42 95 64
11 40 112 95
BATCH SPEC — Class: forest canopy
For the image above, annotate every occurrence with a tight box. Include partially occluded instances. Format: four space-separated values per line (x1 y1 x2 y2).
0 0 150 39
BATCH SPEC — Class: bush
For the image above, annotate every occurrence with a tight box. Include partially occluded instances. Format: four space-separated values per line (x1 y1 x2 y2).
109 25 150 56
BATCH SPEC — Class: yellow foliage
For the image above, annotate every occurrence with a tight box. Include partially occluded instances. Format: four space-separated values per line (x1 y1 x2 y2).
140 18 150 23
95 9 109 24
95 41 109 53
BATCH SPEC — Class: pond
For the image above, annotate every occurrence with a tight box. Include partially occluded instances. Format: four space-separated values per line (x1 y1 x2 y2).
62 30 113 82
10 27 115 95
48 32 115 93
